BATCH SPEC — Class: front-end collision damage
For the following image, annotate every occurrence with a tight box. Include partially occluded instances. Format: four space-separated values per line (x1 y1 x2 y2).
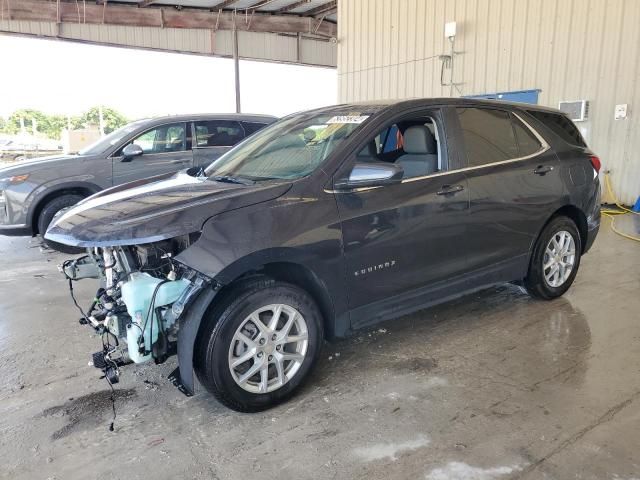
60 235 218 395
48 170 293 395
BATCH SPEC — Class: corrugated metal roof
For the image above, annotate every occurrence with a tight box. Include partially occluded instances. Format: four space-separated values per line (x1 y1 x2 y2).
1 1 337 35
0 0 338 67
106 0 337 18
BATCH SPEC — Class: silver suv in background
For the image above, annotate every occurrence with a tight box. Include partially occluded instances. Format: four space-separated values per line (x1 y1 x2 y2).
0 113 277 252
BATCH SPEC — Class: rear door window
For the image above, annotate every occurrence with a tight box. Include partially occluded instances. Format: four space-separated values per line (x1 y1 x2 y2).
456 108 519 167
242 122 269 136
526 111 586 147
194 120 244 147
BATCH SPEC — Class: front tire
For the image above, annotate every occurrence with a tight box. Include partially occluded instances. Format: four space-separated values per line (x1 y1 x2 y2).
524 216 582 300
37 194 85 254
195 278 323 412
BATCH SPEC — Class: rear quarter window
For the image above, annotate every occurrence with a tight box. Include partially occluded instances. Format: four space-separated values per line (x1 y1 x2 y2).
511 116 543 156
526 111 586 147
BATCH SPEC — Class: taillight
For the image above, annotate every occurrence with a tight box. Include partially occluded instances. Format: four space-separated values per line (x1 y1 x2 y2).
590 155 601 173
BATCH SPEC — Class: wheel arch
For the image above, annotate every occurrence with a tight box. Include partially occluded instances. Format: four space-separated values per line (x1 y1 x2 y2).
550 205 588 253
214 260 336 340
29 182 101 234
531 204 589 258
177 256 339 395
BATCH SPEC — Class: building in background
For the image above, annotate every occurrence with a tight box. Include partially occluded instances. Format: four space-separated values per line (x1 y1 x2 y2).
61 128 101 154
337 0 640 204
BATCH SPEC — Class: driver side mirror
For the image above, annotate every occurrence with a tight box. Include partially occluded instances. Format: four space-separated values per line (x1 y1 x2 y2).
335 162 404 191
121 143 143 162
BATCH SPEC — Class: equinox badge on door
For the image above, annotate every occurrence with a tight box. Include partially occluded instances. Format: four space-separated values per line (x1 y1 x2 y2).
354 260 397 277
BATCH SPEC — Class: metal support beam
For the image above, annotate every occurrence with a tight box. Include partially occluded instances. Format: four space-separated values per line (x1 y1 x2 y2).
278 0 311 13
211 0 240 10
245 1 271 11
211 0 238 12
314 6 336 18
305 1 337 17
233 25 241 113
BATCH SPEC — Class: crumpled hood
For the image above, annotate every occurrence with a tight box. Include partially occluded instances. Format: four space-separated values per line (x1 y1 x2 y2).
45 170 292 247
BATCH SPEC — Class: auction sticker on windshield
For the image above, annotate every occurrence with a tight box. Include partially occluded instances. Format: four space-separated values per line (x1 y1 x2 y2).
326 115 370 124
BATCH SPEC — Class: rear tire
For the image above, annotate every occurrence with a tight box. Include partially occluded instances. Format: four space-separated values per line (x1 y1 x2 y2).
524 216 582 300
37 194 85 254
195 277 324 412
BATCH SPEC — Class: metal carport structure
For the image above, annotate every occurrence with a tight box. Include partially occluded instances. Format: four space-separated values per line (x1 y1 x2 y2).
0 0 338 112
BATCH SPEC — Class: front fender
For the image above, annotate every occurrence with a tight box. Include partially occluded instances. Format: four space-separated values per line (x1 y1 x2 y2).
177 286 219 395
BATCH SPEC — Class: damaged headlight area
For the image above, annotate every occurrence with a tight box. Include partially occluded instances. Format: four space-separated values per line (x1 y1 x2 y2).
60 233 209 389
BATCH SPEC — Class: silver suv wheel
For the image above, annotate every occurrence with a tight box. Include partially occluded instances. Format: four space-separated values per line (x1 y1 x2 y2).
543 230 576 288
228 304 309 394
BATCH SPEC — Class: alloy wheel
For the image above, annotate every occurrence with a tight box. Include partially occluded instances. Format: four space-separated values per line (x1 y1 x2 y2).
228 304 309 394
543 230 576 288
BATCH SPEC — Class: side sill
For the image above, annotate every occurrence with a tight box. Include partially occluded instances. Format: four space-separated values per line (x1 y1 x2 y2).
348 255 527 332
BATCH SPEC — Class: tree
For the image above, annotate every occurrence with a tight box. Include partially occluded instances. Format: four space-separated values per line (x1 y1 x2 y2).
1 109 67 139
0 106 129 139
73 106 128 134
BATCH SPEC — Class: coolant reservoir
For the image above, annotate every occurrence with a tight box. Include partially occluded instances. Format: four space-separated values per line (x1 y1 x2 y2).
121 272 190 364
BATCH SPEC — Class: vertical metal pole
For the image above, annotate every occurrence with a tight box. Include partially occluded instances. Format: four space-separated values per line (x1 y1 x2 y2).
449 37 454 97
98 105 105 136
233 25 241 113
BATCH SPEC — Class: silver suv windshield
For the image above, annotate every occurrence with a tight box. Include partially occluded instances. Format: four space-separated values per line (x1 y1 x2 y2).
78 120 148 156
204 110 374 182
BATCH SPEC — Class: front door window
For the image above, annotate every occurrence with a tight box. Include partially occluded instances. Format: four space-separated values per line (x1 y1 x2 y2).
130 123 186 154
354 116 444 179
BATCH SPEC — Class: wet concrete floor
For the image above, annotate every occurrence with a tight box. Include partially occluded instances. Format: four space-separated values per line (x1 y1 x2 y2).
0 222 639 480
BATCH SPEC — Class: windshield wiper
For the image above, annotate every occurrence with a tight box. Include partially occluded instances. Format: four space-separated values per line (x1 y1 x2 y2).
211 175 254 185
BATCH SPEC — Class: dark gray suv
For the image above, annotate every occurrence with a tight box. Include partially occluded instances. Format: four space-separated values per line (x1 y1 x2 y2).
0 113 276 251
48 99 600 412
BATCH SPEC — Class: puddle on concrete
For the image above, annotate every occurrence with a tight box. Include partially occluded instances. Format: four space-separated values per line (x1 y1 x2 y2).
353 434 430 462
425 461 525 480
41 388 136 440
390 356 438 373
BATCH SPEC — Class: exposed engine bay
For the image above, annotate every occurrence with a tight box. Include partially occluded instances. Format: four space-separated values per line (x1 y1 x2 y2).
60 234 209 389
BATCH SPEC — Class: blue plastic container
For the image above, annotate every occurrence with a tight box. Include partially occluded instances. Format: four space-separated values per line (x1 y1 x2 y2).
121 272 190 363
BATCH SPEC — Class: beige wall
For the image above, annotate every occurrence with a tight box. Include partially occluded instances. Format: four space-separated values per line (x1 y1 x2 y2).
337 0 640 204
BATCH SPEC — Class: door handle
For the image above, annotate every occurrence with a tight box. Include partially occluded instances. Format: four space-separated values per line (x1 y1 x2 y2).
436 184 465 196
533 165 554 175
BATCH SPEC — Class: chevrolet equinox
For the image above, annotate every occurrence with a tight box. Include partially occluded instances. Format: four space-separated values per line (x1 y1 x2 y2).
47 99 601 412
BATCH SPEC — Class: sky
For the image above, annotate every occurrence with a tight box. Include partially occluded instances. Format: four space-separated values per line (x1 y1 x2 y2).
0 35 337 120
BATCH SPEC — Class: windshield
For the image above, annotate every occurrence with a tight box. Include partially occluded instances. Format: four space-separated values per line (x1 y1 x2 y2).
204 110 374 181
78 120 148 156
